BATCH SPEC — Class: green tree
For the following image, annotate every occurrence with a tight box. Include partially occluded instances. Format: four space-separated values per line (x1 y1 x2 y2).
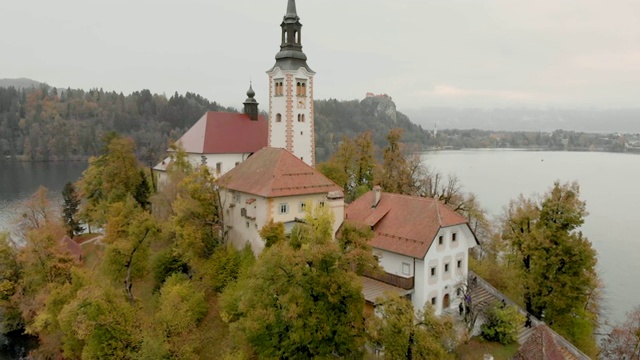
259 219 285 248
501 181 599 355
171 165 222 267
78 134 141 227
61 181 84 237
58 285 141 359
481 303 525 344
220 206 370 358
102 197 158 304
369 293 456 359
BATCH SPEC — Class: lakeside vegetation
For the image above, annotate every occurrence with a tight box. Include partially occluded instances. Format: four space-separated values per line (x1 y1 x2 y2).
1 84 636 165
3 129 638 358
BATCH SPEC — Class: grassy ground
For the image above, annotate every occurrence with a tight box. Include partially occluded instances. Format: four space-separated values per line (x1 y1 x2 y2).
457 337 519 360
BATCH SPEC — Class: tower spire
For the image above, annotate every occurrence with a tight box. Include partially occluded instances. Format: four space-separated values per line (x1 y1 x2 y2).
285 0 298 20
243 82 259 121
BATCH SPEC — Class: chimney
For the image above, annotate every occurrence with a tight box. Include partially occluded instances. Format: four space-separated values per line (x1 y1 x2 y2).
372 185 381 208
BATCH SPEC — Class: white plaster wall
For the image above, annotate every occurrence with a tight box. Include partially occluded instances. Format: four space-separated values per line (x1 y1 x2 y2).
375 249 415 278
187 153 249 177
222 190 344 256
419 224 477 315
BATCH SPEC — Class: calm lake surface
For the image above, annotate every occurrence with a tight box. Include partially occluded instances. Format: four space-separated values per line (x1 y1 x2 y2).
0 152 637 326
423 149 640 324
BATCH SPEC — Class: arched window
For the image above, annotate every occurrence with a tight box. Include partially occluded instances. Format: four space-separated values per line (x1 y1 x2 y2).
301 114 305 122
276 113 282 122
302 83 306 96
294 31 299 44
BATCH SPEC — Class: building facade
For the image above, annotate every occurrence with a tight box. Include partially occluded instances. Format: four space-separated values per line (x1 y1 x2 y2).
346 188 479 315
218 147 344 255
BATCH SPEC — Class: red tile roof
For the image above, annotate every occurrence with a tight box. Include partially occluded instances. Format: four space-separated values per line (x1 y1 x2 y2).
513 325 568 360
59 235 83 260
177 111 268 154
345 191 475 259
218 147 343 198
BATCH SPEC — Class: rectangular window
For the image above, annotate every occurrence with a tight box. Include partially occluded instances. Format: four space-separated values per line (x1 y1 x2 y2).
319 201 325 208
452 233 457 242
235 161 240 167
402 262 410 275
279 203 289 215
216 162 222 174
457 260 462 269
299 202 307 213
438 235 443 245
234 193 241 203
444 263 450 273
430 266 436 277
431 297 436 306
246 222 250 229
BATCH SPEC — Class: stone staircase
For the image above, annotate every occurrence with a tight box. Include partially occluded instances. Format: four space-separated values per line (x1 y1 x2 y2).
469 280 535 345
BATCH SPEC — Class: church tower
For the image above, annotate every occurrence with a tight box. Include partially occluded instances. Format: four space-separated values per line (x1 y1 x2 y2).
267 0 316 167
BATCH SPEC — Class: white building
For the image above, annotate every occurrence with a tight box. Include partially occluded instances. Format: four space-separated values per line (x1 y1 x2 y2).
345 187 479 315
218 147 344 255
152 86 268 185
267 0 316 167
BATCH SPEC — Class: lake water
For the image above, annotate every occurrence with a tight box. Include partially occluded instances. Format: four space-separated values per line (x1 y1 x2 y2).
422 149 640 325
0 161 86 357
0 152 637 326
0 161 87 234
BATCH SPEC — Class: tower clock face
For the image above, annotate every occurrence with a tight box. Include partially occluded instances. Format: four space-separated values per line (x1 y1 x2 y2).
297 98 306 109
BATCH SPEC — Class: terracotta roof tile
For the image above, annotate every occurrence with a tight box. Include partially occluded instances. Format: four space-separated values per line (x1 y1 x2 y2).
513 325 568 360
218 147 343 198
177 111 267 154
346 191 473 258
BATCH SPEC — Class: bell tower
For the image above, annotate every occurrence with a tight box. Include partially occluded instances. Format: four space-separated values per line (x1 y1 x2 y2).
267 0 316 167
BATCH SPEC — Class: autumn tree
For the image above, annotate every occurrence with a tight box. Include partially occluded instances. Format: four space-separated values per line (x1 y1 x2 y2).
220 205 373 358
377 128 413 194
601 305 640 359
58 285 141 359
78 134 142 227
318 132 376 202
61 181 83 237
102 197 158 305
369 293 456 359
171 165 223 268
501 181 599 355
259 219 286 248
0 233 21 333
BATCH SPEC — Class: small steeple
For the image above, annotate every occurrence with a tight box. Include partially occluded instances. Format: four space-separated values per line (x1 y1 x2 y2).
285 0 298 20
243 82 259 121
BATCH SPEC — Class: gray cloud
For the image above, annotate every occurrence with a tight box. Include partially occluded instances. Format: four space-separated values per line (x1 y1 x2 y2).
1 0 638 111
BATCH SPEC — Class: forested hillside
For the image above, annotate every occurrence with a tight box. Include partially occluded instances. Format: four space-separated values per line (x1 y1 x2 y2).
315 95 433 161
0 85 433 164
0 85 235 162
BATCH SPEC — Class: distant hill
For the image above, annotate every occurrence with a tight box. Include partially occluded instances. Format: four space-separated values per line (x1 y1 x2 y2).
315 94 434 161
404 107 640 134
0 78 43 90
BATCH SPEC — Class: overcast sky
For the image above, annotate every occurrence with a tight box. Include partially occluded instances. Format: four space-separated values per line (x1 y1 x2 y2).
1 0 639 111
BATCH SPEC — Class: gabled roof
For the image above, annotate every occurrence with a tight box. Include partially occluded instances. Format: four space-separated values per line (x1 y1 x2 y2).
59 235 82 260
345 191 475 259
513 325 568 360
177 111 267 154
218 147 343 198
